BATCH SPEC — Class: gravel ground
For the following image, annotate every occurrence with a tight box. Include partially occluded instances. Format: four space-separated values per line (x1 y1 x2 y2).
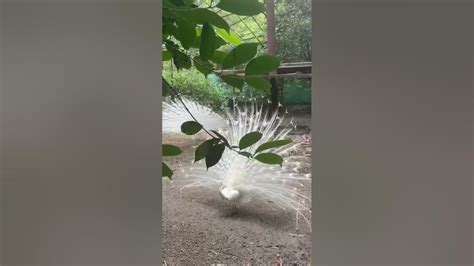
162 125 312 265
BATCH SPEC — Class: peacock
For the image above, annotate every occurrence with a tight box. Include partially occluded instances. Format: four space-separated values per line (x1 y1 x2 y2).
163 98 312 230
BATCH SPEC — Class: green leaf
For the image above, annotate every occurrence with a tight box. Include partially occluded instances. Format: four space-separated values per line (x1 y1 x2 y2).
163 144 182 157
245 77 271 92
163 22 177 36
205 143 225 169
189 26 202 48
173 50 192 70
162 7 174 19
210 50 227 66
221 75 245 89
215 36 227 48
223 43 258 69
179 8 230 32
254 153 283 167
255 139 292 154
217 0 265 16
210 130 229 147
163 50 172 61
200 23 217 61
194 56 213 76
239 131 262 150
192 31 226 49
163 0 174 8
162 162 173 179
195 138 218 162
215 28 242 46
170 0 190 7
245 55 281 76
176 18 197 49
195 26 202 36
181 121 203 135
183 0 194 6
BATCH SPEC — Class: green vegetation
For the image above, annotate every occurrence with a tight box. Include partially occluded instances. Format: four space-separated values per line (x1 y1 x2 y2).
276 0 312 62
163 67 230 110
162 0 291 179
163 67 267 110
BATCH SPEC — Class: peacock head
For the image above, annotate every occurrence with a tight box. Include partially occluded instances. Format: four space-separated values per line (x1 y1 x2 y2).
219 185 240 202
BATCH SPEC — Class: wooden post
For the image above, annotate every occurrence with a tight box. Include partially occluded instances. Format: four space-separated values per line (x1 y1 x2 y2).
265 0 279 111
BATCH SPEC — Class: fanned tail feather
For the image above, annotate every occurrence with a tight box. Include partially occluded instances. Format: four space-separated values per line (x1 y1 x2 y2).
162 98 227 134
181 100 312 231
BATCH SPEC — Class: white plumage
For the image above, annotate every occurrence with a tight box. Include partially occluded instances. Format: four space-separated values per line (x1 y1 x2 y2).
171 99 312 230
219 185 241 202
162 97 227 134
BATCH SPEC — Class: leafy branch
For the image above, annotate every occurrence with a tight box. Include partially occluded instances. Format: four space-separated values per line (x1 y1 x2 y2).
163 76 291 169
164 38 279 93
162 0 291 179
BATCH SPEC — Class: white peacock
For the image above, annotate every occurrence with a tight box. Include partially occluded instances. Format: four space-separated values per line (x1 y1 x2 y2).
163 97 312 230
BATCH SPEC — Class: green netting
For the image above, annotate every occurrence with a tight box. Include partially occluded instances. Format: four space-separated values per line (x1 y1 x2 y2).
281 79 311 105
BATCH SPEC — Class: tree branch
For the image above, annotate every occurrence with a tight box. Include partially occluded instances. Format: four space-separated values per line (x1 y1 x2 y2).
163 77 260 159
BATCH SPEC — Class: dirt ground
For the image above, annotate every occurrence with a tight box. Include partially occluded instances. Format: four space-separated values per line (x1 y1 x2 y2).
162 109 312 265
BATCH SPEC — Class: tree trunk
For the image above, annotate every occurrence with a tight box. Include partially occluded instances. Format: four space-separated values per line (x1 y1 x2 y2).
265 0 279 112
